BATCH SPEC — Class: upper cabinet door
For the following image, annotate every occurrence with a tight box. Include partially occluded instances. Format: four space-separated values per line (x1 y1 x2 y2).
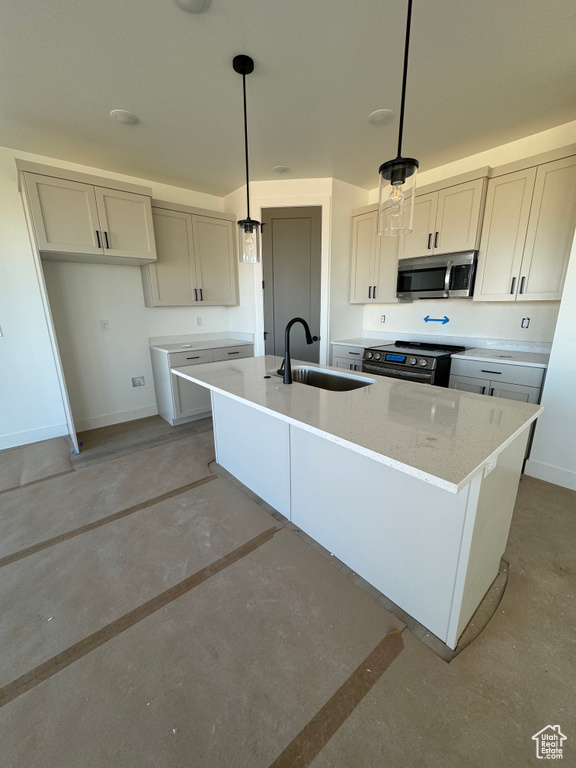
518 156 576 302
401 192 438 259
374 235 400 303
24 173 102 255
433 178 485 255
350 210 378 303
192 215 238 306
473 168 537 302
143 209 197 306
94 187 157 263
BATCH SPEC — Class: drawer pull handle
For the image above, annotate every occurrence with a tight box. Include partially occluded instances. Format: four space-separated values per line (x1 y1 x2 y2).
228 351 240 355
349 352 360 356
481 370 501 374
186 356 200 360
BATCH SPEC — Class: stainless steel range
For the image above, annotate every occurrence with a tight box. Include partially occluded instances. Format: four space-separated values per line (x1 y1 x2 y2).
362 340 466 387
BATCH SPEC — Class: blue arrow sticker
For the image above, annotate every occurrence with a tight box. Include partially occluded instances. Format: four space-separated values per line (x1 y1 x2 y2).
424 315 449 325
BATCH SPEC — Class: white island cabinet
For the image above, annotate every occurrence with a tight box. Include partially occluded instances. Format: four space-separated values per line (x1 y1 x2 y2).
172 356 542 650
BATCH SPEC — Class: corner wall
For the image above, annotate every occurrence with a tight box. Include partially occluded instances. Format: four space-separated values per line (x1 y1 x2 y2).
525 230 576 490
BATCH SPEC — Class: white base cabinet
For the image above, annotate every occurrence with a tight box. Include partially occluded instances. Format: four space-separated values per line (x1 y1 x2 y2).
151 344 253 426
209 389 529 650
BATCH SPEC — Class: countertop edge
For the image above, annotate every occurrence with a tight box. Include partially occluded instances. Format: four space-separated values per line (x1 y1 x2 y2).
151 340 253 354
450 351 549 369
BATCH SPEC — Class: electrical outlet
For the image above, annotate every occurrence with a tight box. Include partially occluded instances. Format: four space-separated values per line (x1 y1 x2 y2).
100 320 109 332
521 317 530 329
131 376 145 388
196 316 202 327
380 314 386 323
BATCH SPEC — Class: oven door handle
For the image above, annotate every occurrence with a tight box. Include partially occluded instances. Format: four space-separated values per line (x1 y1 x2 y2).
444 260 453 296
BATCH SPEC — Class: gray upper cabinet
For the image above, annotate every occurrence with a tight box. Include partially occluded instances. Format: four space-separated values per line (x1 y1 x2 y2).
401 178 486 259
23 171 157 265
350 207 400 304
475 155 576 302
141 203 238 307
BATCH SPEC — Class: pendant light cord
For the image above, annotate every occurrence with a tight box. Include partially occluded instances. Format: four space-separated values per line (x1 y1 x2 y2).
242 72 251 220
397 0 413 159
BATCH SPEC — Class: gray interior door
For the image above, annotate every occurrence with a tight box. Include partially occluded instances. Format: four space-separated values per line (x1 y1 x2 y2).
262 206 321 363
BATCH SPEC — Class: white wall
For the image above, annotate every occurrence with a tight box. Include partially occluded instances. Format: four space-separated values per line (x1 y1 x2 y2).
224 178 333 361
0 145 227 445
525 231 576 490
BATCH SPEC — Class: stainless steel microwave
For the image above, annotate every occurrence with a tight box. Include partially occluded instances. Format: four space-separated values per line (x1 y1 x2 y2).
397 252 477 300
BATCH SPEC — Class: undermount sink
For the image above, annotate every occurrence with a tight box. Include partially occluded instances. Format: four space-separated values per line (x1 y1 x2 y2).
284 366 375 392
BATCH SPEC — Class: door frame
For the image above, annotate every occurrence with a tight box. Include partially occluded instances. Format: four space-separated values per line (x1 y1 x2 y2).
252 194 331 364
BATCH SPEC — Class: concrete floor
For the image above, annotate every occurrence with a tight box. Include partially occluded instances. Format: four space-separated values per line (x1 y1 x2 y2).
0 420 574 767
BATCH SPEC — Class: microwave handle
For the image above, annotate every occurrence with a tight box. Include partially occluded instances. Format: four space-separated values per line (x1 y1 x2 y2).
444 260 453 295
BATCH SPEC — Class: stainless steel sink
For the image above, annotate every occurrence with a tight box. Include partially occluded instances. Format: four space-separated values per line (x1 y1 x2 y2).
289 366 375 392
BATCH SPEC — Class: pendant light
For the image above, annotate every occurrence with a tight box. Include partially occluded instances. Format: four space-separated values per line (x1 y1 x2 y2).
377 0 419 237
233 54 261 263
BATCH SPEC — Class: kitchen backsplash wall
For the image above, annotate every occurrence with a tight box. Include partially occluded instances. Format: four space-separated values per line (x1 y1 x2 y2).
363 299 559 343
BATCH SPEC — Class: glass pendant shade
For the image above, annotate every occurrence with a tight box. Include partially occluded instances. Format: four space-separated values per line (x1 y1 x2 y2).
377 157 418 236
238 218 261 263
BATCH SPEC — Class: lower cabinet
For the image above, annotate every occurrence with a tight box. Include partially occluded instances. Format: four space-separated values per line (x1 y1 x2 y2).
449 358 544 416
150 344 253 426
331 344 364 370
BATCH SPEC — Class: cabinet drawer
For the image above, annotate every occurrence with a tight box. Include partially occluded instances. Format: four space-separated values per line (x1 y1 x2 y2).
333 356 363 371
212 345 253 362
169 349 214 367
450 357 544 388
331 344 364 360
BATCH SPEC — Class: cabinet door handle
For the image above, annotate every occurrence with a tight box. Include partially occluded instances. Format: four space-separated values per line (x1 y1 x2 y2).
481 370 501 375
194 289 198 302
373 285 377 299
227 351 240 355
350 363 353 370
103 231 110 249
519 276 526 294
95 230 101 248
434 231 439 248
199 288 203 301
481 386 487 395
489 388 495 396
186 356 200 360
368 286 372 299
510 277 516 295
427 233 432 249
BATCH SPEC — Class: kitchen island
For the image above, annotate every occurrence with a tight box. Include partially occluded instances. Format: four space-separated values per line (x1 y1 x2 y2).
172 356 542 649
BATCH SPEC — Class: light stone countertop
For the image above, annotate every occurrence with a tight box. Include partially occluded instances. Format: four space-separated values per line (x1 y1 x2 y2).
150 338 253 354
450 347 549 368
172 355 542 494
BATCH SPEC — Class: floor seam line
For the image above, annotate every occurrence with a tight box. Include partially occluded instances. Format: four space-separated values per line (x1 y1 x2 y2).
0 474 218 570
0 469 75 496
0 525 280 709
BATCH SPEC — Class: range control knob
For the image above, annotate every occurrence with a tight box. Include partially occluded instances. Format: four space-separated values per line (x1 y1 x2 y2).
374 352 382 361
419 358 428 367
365 351 373 360
409 357 417 366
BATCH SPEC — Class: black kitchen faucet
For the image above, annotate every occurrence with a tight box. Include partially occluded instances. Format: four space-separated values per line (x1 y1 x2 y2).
277 317 318 384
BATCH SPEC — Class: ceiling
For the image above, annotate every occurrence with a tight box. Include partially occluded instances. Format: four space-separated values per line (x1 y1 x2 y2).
1 0 575 196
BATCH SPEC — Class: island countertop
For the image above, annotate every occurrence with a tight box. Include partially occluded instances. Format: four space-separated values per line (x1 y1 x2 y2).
172 355 542 493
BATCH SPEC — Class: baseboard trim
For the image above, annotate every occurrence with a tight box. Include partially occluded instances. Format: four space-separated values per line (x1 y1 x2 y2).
75 406 158 433
524 459 576 491
0 424 68 451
